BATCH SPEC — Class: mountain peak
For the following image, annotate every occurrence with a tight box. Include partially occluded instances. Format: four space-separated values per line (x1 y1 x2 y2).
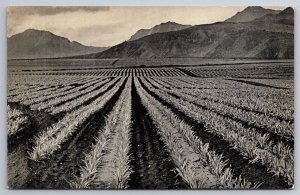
156 21 180 27
162 21 176 24
280 7 294 15
129 22 192 41
23 28 50 34
8 29 108 59
252 6 294 25
244 6 265 11
225 6 281 23
24 28 36 32
20 29 56 39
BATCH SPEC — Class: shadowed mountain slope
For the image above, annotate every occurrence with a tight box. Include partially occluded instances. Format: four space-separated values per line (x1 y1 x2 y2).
82 7 293 59
8 29 108 59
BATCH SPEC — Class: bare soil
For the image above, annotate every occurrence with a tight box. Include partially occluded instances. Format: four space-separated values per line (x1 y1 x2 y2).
226 78 289 89
128 78 188 189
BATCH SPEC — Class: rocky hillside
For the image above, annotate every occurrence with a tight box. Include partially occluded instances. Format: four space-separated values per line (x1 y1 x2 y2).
83 7 293 59
8 29 108 59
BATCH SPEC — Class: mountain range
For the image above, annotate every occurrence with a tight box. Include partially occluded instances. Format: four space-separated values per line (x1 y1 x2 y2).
83 7 294 59
8 6 294 60
7 29 108 59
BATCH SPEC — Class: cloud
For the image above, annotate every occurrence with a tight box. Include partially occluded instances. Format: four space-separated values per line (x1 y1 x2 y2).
8 6 109 16
7 6 110 38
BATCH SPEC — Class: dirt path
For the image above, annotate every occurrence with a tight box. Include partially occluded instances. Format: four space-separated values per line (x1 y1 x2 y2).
176 68 198 77
128 79 187 189
226 79 289 89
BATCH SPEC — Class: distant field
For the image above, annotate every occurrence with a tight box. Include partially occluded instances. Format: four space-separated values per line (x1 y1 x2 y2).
8 59 293 79
8 57 293 68
7 59 294 189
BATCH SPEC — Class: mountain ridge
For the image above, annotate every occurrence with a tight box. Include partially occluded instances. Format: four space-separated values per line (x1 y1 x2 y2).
225 6 281 23
8 29 109 59
129 21 192 41
81 7 293 59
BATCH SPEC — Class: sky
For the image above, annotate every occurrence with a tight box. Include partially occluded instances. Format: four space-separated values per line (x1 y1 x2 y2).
7 6 285 47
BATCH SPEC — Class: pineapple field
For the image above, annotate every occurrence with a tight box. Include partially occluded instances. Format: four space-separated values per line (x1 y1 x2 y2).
7 60 294 189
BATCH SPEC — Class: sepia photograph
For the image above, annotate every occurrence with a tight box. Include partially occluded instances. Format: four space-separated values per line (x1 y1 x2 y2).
7 6 294 189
